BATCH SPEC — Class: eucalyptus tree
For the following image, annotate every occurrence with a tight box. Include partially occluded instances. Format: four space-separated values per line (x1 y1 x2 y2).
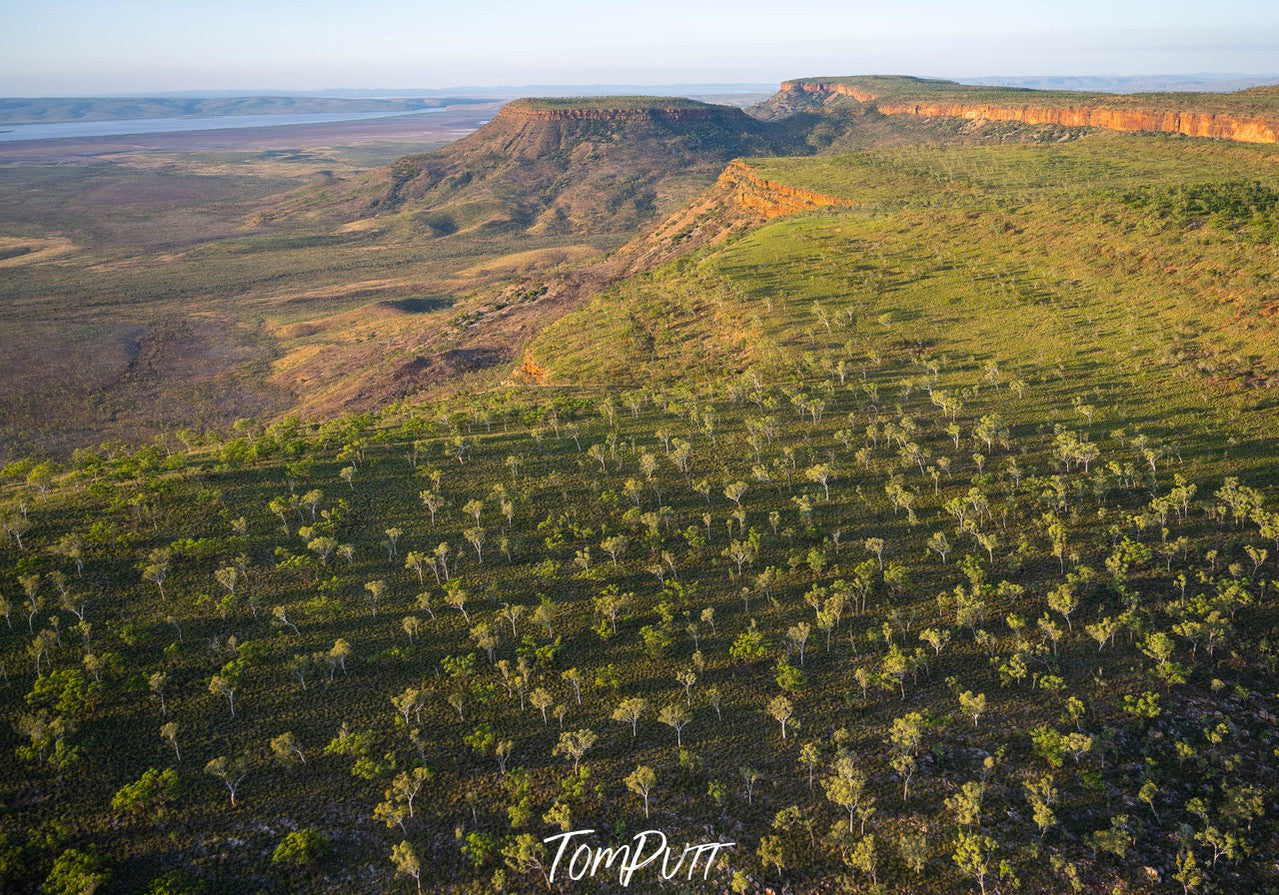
205 756 250 806
592 586 630 636
378 767 432 828
307 536 338 565
327 639 351 680
495 739 514 775
444 581 471 622
786 623 812 666
270 732 307 765
464 527 486 564
530 597 559 637
268 496 297 534
920 627 951 657
706 686 723 722
419 491 445 529
798 741 821 790
561 668 583 705
612 697 647 738
209 670 239 718
626 765 657 819
404 551 429 585
724 481 748 508
286 654 314 690
600 534 629 566
364 580 386 619
498 602 524 637
149 672 168 716
21 574 43 634
159 721 180 762
141 549 171 600
50 533 85 576
553 729 597 773
768 695 796 739
805 464 833 499
390 841 423 895
530 688 554 725
741 766 763 805
887 712 926 800
401 615 421 643
675 668 697 705
392 686 427 729
1047 583 1080 633
959 690 987 727
659 702 691 748
824 756 873 834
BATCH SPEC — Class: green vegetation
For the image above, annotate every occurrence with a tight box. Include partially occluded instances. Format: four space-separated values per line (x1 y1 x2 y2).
535 132 1279 393
3 81 1279 895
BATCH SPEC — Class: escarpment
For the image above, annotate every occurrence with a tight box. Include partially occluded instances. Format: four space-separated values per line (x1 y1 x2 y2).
717 160 848 218
781 78 1279 145
274 95 809 241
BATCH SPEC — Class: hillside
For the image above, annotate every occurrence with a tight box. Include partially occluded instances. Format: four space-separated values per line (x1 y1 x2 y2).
527 132 1279 405
272 96 812 245
0 85 1163 459
0 96 817 458
4 81 1279 895
777 76 1279 144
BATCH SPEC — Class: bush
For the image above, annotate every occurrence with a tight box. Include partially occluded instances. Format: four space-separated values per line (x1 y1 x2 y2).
271 828 332 866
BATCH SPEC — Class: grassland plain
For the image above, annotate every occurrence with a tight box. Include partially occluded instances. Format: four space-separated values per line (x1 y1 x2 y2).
2 107 1279 895
0 134 603 457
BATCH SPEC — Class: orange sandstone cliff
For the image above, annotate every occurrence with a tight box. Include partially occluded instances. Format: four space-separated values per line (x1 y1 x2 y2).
716 160 848 218
781 80 1279 144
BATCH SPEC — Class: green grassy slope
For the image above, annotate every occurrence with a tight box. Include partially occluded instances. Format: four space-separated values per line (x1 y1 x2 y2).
532 133 1279 396
2 128 1279 895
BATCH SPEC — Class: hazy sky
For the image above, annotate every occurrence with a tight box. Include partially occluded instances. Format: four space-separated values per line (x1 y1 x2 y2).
3 0 1278 94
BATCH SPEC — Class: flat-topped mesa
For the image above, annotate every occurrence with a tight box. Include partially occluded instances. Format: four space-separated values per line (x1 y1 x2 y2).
781 76 1279 145
498 96 751 123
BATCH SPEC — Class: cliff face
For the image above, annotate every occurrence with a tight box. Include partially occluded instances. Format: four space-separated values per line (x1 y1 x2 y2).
782 81 1279 145
716 160 848 218
782 81 880 103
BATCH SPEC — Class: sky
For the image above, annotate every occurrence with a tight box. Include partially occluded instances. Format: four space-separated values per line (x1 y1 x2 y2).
2 0 1278 95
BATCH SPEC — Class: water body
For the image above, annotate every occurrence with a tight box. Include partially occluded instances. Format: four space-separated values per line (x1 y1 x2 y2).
0 108 448 143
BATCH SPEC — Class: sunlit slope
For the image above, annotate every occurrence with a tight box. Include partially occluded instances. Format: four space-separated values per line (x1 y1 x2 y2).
528 133 1279 423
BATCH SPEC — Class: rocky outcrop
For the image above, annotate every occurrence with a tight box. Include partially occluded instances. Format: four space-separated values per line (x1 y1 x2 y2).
782 81 881 104
717 160 848 218
782 81 1279 145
